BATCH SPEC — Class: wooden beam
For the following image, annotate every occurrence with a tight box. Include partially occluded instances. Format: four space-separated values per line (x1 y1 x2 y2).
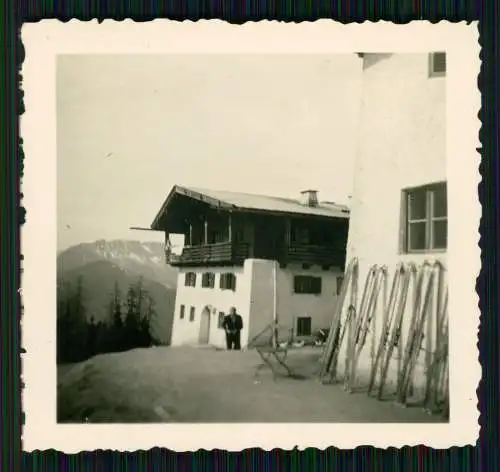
129 226 162 232
228 213 232 242
188 224 193 247
204 217 208 245
285 218 292 247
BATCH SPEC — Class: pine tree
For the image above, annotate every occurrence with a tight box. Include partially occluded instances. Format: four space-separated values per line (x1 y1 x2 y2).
87 316 97 357
123 283 140 350
110 280 124 351
136 276 145 318
111 281 123 329
57 276 89 362
139 294 157 347
57 281 72 363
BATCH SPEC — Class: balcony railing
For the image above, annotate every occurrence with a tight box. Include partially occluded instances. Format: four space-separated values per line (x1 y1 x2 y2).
167 242 250 267
166 241 345 268
285 243 346 268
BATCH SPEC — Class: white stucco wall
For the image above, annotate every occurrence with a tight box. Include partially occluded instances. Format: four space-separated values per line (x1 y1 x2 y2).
170 266 250 348
340 53 447 395
245 260 343 345
276 264 343 340
171 259 344 348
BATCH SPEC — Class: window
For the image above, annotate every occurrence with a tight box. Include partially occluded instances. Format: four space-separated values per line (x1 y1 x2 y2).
179 304 185 319
293 275 322 295
403 182 447 253
336 276 344 296
201 272 215 288
184 272 197 287
189 306 195 322
220 273 237 291
302 263 311 270
217 311 225 329
297 317 312 336
429 52 446 77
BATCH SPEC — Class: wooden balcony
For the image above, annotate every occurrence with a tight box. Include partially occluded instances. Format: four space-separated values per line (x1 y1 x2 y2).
285 243 346 268
167 242 250 267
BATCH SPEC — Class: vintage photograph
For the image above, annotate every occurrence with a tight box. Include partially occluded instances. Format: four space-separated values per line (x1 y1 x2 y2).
21 20 480 451
55 52 449 424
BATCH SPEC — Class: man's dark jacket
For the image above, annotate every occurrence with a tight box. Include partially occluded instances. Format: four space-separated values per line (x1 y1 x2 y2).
222 314 243 332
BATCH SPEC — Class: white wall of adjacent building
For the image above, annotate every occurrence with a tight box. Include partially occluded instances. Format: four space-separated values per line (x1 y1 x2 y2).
338 53 447 393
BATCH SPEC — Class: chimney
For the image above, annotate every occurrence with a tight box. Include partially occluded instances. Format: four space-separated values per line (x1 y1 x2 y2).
300 189 319 207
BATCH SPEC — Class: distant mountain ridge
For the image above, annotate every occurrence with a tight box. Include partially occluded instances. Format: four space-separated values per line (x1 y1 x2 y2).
57 239 178 344
57 239 178 288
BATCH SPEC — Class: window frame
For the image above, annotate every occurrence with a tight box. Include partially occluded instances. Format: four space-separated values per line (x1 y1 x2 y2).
220 272 237 291
293 275 322 295
184 271 197 287
296 316 312 337
217 311 225 329
400 181 447 254
201 272 216 288
429 52 446 78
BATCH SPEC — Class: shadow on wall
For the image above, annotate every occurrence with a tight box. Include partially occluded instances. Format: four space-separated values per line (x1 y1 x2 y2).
360 53 393 71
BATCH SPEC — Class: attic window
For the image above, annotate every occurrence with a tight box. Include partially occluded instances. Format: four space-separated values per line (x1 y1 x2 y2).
429 52 446 77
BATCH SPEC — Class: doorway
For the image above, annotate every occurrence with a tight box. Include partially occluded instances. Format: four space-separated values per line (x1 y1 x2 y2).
198 306 212 344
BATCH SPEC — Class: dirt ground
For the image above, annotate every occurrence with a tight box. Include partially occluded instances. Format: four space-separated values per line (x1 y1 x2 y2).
57 345 447 423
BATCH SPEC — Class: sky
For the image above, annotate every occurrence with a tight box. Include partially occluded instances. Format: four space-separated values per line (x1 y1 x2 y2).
57 54 363 251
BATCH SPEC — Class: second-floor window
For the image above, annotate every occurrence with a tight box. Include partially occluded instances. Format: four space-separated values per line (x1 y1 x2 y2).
294 275 322 295
184 272 197 287
220 273 237 291
201 272 216 288
402 182 447 253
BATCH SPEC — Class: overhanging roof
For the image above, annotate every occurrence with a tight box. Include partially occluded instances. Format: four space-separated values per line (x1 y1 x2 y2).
151 185 350 230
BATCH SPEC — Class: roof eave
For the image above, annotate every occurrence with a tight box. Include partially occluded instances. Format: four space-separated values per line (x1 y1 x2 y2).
234 206 350 220
150 185 178 230
150 185 236 231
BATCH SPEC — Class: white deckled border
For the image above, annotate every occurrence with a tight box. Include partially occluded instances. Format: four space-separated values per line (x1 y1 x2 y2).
20 20 481 452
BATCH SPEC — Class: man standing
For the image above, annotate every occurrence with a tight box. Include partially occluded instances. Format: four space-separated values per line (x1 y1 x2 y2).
222 306 243 350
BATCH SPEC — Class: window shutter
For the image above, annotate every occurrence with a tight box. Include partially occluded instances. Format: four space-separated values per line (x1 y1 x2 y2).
231 274 237 291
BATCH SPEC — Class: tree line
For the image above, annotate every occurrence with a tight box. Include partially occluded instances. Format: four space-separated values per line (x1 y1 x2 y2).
57 276 160 364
